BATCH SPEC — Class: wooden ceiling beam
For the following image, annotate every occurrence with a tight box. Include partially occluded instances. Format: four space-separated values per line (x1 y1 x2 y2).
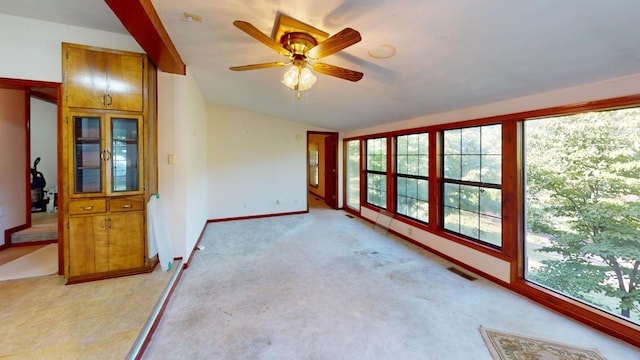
105 0 185 75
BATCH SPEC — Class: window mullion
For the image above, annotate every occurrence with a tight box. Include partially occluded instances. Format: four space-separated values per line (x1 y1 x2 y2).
429 131 440 229
387 136 395 213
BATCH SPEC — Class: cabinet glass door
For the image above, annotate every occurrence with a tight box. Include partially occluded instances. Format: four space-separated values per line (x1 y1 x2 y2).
73 116 103 193
110 116 140 193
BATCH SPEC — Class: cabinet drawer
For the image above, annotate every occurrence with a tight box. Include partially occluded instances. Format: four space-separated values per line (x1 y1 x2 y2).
110 196 144 212
69 199 107 215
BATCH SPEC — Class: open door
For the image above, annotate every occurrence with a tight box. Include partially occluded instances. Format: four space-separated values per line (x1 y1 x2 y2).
324 133 338 209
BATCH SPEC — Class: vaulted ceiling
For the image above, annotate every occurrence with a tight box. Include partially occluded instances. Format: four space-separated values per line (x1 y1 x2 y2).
2 0 640 131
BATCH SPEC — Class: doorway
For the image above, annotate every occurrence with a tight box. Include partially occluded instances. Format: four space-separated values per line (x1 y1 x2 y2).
307 131 339 209
0 78 61 274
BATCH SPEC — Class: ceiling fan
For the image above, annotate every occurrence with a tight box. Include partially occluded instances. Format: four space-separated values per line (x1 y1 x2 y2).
229 14 363 96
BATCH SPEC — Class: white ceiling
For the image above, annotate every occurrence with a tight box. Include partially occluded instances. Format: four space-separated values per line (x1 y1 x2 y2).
2 0 640 131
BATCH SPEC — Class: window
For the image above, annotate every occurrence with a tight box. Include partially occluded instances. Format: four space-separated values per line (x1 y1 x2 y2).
345 140 360 210
524 108 640 325
366 137 387 208
396 133 429 222
442 124 502 247
343 97 640 343
309 144 319 187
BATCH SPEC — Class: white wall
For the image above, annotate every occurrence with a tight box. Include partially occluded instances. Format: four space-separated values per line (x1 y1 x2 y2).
30 97 57 191
157 70 208 259
180 71 208 259
207 105 330 220
344 73 640 138
156 72 180 258
344 72 640 283
0 14 141 83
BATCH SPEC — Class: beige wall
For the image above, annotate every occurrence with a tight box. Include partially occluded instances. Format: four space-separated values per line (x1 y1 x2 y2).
0 88 27 246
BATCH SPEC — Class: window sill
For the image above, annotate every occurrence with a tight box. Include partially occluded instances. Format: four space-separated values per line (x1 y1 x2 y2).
362 203 511 262
512 279 640 348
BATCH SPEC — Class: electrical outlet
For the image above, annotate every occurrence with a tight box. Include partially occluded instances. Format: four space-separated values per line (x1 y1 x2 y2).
0 206 4 217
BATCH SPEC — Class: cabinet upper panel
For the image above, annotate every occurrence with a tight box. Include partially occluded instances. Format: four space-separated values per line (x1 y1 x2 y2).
69 112 144 198
63 43 146 112
106 53 145 111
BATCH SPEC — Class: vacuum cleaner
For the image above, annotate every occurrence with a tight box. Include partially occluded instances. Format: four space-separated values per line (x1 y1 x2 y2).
30 157 48 212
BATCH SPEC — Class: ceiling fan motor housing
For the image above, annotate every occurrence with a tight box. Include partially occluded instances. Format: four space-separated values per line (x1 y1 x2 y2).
281 32 317 56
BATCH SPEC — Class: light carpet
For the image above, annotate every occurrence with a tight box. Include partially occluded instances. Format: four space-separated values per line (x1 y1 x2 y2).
480 326 606 360
142 206 638 359
0 244 57 281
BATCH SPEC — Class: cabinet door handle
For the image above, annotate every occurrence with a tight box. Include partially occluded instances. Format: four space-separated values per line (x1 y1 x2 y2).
101 94 112 106
108 218 113 228
81 205 94 210
121 204 132 208
102 219 107 228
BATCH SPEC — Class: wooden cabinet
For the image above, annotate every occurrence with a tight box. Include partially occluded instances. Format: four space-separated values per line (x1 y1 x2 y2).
68 197 145 277
108 211 145 270
61 43 156 283
64 43 145 112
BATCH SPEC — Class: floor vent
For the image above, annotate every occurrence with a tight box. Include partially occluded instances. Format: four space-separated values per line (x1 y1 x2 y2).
345 214 354 218
447 267 477 281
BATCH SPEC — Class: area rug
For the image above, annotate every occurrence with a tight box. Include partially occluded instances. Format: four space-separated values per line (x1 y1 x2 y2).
0 244 58 281
479 326 607 360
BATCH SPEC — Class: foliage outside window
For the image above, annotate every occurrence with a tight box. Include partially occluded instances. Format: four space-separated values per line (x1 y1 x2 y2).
345 140 360 210
442 124 502 246
396 133 429 222
366 137 387 208
524 108 640 325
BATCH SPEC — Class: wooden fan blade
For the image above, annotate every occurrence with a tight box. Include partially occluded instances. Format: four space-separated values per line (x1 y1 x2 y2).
311 63 363 82
306 28 361 60
233 20 291 56
229 62 289 71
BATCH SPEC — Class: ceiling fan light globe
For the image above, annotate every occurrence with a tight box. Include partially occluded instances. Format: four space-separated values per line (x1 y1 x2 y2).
282 66 299 89
298 67 317 90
